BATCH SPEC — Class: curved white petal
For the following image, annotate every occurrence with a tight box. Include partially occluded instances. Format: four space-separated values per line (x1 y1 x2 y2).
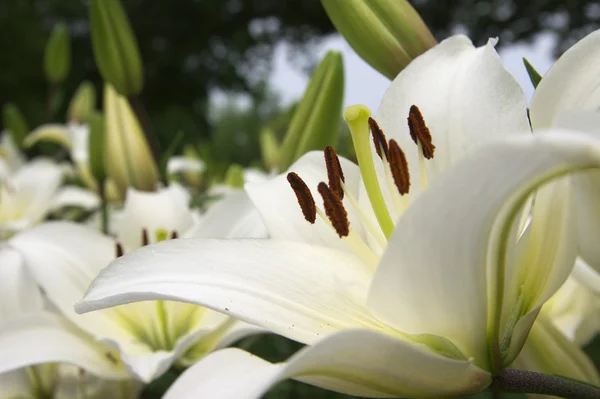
0 159 64 232
118 184 194 250
77 239 379 345
164 329 490 399
51 186 100 210
375 35 530 193
0 312 128 380
572 257 600 296
368 131 599 364
25 125 73 151
530 30 600 129
246 151 364 251
66 123 90 164
211 321 265 351
8 222 132 343
166 156 205 175
512 315 600 386
0 248 43 320
187 190 267 239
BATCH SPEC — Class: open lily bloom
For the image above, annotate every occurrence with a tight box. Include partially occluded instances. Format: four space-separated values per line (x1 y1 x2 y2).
0 248 134 398
0 132 25 181
76 36 600 398
525 28 600 295
9 184 262 383
0 159 97 239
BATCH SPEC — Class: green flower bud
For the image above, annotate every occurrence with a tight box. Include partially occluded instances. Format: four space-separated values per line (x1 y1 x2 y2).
321 0 436 79
90 0 144 96
44 23 71 85
87 110 106 182
68 81 96 124
104 84 158 194
2 103 29 148
279 51 344 170
523 58 542 89
259 127 280 171
224 164 245 189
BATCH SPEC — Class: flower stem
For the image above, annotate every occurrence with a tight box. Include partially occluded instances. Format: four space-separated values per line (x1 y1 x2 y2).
98 179 109 235
491 368 600 399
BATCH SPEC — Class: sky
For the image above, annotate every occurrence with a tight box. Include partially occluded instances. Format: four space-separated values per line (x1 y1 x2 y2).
267 33 557 112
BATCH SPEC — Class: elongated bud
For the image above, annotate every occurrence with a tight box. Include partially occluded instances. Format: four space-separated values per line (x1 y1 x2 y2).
2 103 29 149
44 23 71 85
279 51 344 170
87 111 106 182
104 84 158 194
224 164 245 189
90 0 144 96
259 127 280 171
68 81 96 124
321 0 436 79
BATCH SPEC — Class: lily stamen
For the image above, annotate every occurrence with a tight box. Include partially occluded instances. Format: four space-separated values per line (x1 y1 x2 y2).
408 105 436 190
141 228 150 247
388 139 411 196
286 172 317 224
115 242 124 258
317 182 350 238
324 146 345 199
170 230 179 239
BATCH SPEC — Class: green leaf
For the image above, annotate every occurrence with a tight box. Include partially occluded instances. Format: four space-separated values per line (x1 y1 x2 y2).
523 58 542 89
2 103 29 148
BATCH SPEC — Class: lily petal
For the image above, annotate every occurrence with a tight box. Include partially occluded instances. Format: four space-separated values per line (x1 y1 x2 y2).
0 312 127 380
572 257 600 296
368 131 600 365
187 190 267 239
375 35 529 192
530 30 600 129
118 184 194 250
50 185 100 211
0 248 43 320
164 329 490 399
9 222 133 342
77 239 379 345
246 151 364 250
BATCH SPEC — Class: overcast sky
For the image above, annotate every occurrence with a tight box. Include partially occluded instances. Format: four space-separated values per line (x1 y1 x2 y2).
267 33 557 112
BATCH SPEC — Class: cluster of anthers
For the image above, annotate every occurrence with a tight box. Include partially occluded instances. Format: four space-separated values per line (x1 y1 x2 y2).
115 228 179 258
287 105 435 266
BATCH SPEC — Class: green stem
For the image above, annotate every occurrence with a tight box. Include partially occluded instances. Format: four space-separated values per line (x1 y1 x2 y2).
98 179 109 235
491 369 600 399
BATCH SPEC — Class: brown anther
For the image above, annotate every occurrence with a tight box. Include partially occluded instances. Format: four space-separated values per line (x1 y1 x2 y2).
324 146 345 199
141 228 149 247
317 182 350 238
368 117 389 160
388 139 411 195
170 231 179 239
407 105 435 159
286 172 316 224
115 242 124 258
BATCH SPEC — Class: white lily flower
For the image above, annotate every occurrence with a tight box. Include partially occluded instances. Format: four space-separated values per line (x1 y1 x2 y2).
10 184 263 383
75 36 600 398
525 28 600 296
0 132 25 180
0 248 134 398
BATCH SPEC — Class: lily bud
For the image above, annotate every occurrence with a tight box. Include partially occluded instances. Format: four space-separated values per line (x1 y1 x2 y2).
321 0 436 79
259 127 280 171
2 103 29 149
279 51 344 170
104 84 158 194
90 0 144 96
223 164 245 189
68 81 96 124
44 23 71 85
87 111 106 182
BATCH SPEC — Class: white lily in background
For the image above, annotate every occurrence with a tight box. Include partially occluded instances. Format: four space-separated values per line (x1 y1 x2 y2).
76 36 600 398
0 159 97 239
9 183 263 383
25 123 121 201
525 28 600 296
0 248 134 398
0 132 25 180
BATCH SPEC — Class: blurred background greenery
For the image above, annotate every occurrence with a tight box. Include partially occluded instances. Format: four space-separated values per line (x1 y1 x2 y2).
3 1 600 397
3 0 600 175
